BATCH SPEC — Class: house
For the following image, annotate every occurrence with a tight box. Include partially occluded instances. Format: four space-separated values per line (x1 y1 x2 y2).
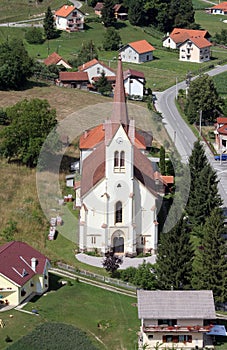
57 71 89 89
0 241 50 309
119 40 155 64
78 58 116 83
208 2 227 15
94 2 103 17
54 5 85 32
214 117 227 151
137 290 216 350
43 52 72 69
179 37 212 63
113 4 128 20
76 56 167 256
123 69 145 100
163 28 211 50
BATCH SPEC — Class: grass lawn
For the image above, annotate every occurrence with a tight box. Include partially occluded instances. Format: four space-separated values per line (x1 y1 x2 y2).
0 275 139 350
195 10 227 36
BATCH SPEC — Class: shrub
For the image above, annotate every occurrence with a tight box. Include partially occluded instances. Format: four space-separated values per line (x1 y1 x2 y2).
25 27 44 44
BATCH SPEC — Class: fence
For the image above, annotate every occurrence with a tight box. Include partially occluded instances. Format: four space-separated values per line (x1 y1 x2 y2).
56 262 137 291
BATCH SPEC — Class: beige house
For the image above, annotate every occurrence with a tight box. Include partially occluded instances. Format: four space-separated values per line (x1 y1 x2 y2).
179 37 212 63
163 28 211 50
0 241 50 310
137 290 216 350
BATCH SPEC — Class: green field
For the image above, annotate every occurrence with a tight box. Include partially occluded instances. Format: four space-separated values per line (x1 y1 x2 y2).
213 71 227 96
0 276 139 350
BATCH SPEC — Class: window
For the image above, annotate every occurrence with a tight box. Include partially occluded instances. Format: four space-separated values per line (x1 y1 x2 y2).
91 236 96 244
114 151 125 172
97 67 100 74
115 201 122 223
146 55 150 61
163 335 192 343
114 151 119 167
141 236 146 245
158 319 177 326
148 335 153 340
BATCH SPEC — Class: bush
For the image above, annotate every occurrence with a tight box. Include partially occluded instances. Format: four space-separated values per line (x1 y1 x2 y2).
25 27 44 44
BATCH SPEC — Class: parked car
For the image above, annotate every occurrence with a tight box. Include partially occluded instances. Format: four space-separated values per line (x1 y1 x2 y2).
214 154 227 161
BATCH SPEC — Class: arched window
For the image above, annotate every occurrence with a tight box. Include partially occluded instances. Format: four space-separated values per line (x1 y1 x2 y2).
120 151 125 167
114 151 119 167
115 201 122 223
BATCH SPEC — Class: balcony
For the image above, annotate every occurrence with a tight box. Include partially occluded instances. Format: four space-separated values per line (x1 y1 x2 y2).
143 325 213 333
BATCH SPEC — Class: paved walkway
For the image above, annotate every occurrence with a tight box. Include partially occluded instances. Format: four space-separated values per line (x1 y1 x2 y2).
76 253 156 269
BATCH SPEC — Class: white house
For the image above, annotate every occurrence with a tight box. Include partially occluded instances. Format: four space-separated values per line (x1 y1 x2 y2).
0 241 50 309
123 69 145 100
78 58 116 83
137 290 216 350
209 2 227 15
76 57 167 257
119 40 155 64
54 5 85 32
163 28 211 49
214 117 227 151
44 52 72 69
179 37 212 63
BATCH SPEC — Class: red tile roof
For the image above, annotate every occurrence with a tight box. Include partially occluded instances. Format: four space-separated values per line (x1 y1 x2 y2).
44 52 63 66
123 69 145 80
217 117 227 124
169 28 210 44
94 2 104 11
218 124 227 135
161 175 174 184
92 76 116 82
128 40 155 54
187 37 212 49
0 241 49 287
59 71 89 82
79 124 146 149
78 59 115 74
55 5 76 17
210 2 227 10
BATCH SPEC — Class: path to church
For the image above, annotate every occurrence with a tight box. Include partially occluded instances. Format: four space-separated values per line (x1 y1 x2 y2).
76 253 156 269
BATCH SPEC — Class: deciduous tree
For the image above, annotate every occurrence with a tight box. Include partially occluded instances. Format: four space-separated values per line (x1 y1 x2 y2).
0 99 58 167
102 251 122 276
0 39 33 90
103 27 121 51
76 41 98 67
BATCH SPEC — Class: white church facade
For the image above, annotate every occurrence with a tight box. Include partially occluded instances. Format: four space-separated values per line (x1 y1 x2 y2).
76 57 167 257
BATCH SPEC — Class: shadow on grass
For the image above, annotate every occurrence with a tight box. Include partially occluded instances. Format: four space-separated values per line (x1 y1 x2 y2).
29 274 63 304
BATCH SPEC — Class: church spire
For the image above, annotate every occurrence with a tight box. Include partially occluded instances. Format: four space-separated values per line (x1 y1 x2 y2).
111 55 129 126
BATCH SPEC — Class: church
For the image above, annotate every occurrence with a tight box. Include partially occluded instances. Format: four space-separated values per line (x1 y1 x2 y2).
76 57 167 257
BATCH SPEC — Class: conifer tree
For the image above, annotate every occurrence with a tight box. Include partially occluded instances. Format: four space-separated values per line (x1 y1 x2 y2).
43 6 56 40
101 0 116 27
156 214 193 290
192 208 227 304
186 141 222 227
94 71 112 95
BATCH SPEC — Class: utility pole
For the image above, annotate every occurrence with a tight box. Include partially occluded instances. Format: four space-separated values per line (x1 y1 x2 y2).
199 110 202 136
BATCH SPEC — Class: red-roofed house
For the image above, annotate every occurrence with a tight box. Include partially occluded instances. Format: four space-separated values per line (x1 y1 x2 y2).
57 71 89 89
113 4 128 20
163 28 211 49
123 69 145 100
214 117 227 151
44 52 72 69
77 57 167 257
119 40 155 64
54 5 84 32
78 58 116 83
94 2 103 17
179 37 212 63
209 2 227 15
0 241 50 309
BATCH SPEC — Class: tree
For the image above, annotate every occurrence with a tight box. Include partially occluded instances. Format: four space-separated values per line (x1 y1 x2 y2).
192 208 227 304
186 141 222 228
102 251 122 276
0 108 9 125
94 70 112 95
43 6 56 40
184 74 222 124
0 99 58 167
214 29 227 45
101 0 116 27
103 27 121 51
0 39 33 90
169 0 194 29
159 146 166 175
120 262 157 289
25 27 44 44
76 41 98 67
156 214 193 290
128 0 145 26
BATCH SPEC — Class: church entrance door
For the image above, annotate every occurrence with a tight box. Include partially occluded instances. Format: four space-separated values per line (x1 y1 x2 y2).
113 236 124 253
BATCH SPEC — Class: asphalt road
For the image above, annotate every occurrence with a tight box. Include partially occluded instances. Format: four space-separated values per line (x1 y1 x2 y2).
154 64 227 207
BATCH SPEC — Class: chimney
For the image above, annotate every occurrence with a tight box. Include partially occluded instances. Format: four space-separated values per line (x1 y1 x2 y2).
31 257 36 272
83 130 88 138
65 5 68 9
